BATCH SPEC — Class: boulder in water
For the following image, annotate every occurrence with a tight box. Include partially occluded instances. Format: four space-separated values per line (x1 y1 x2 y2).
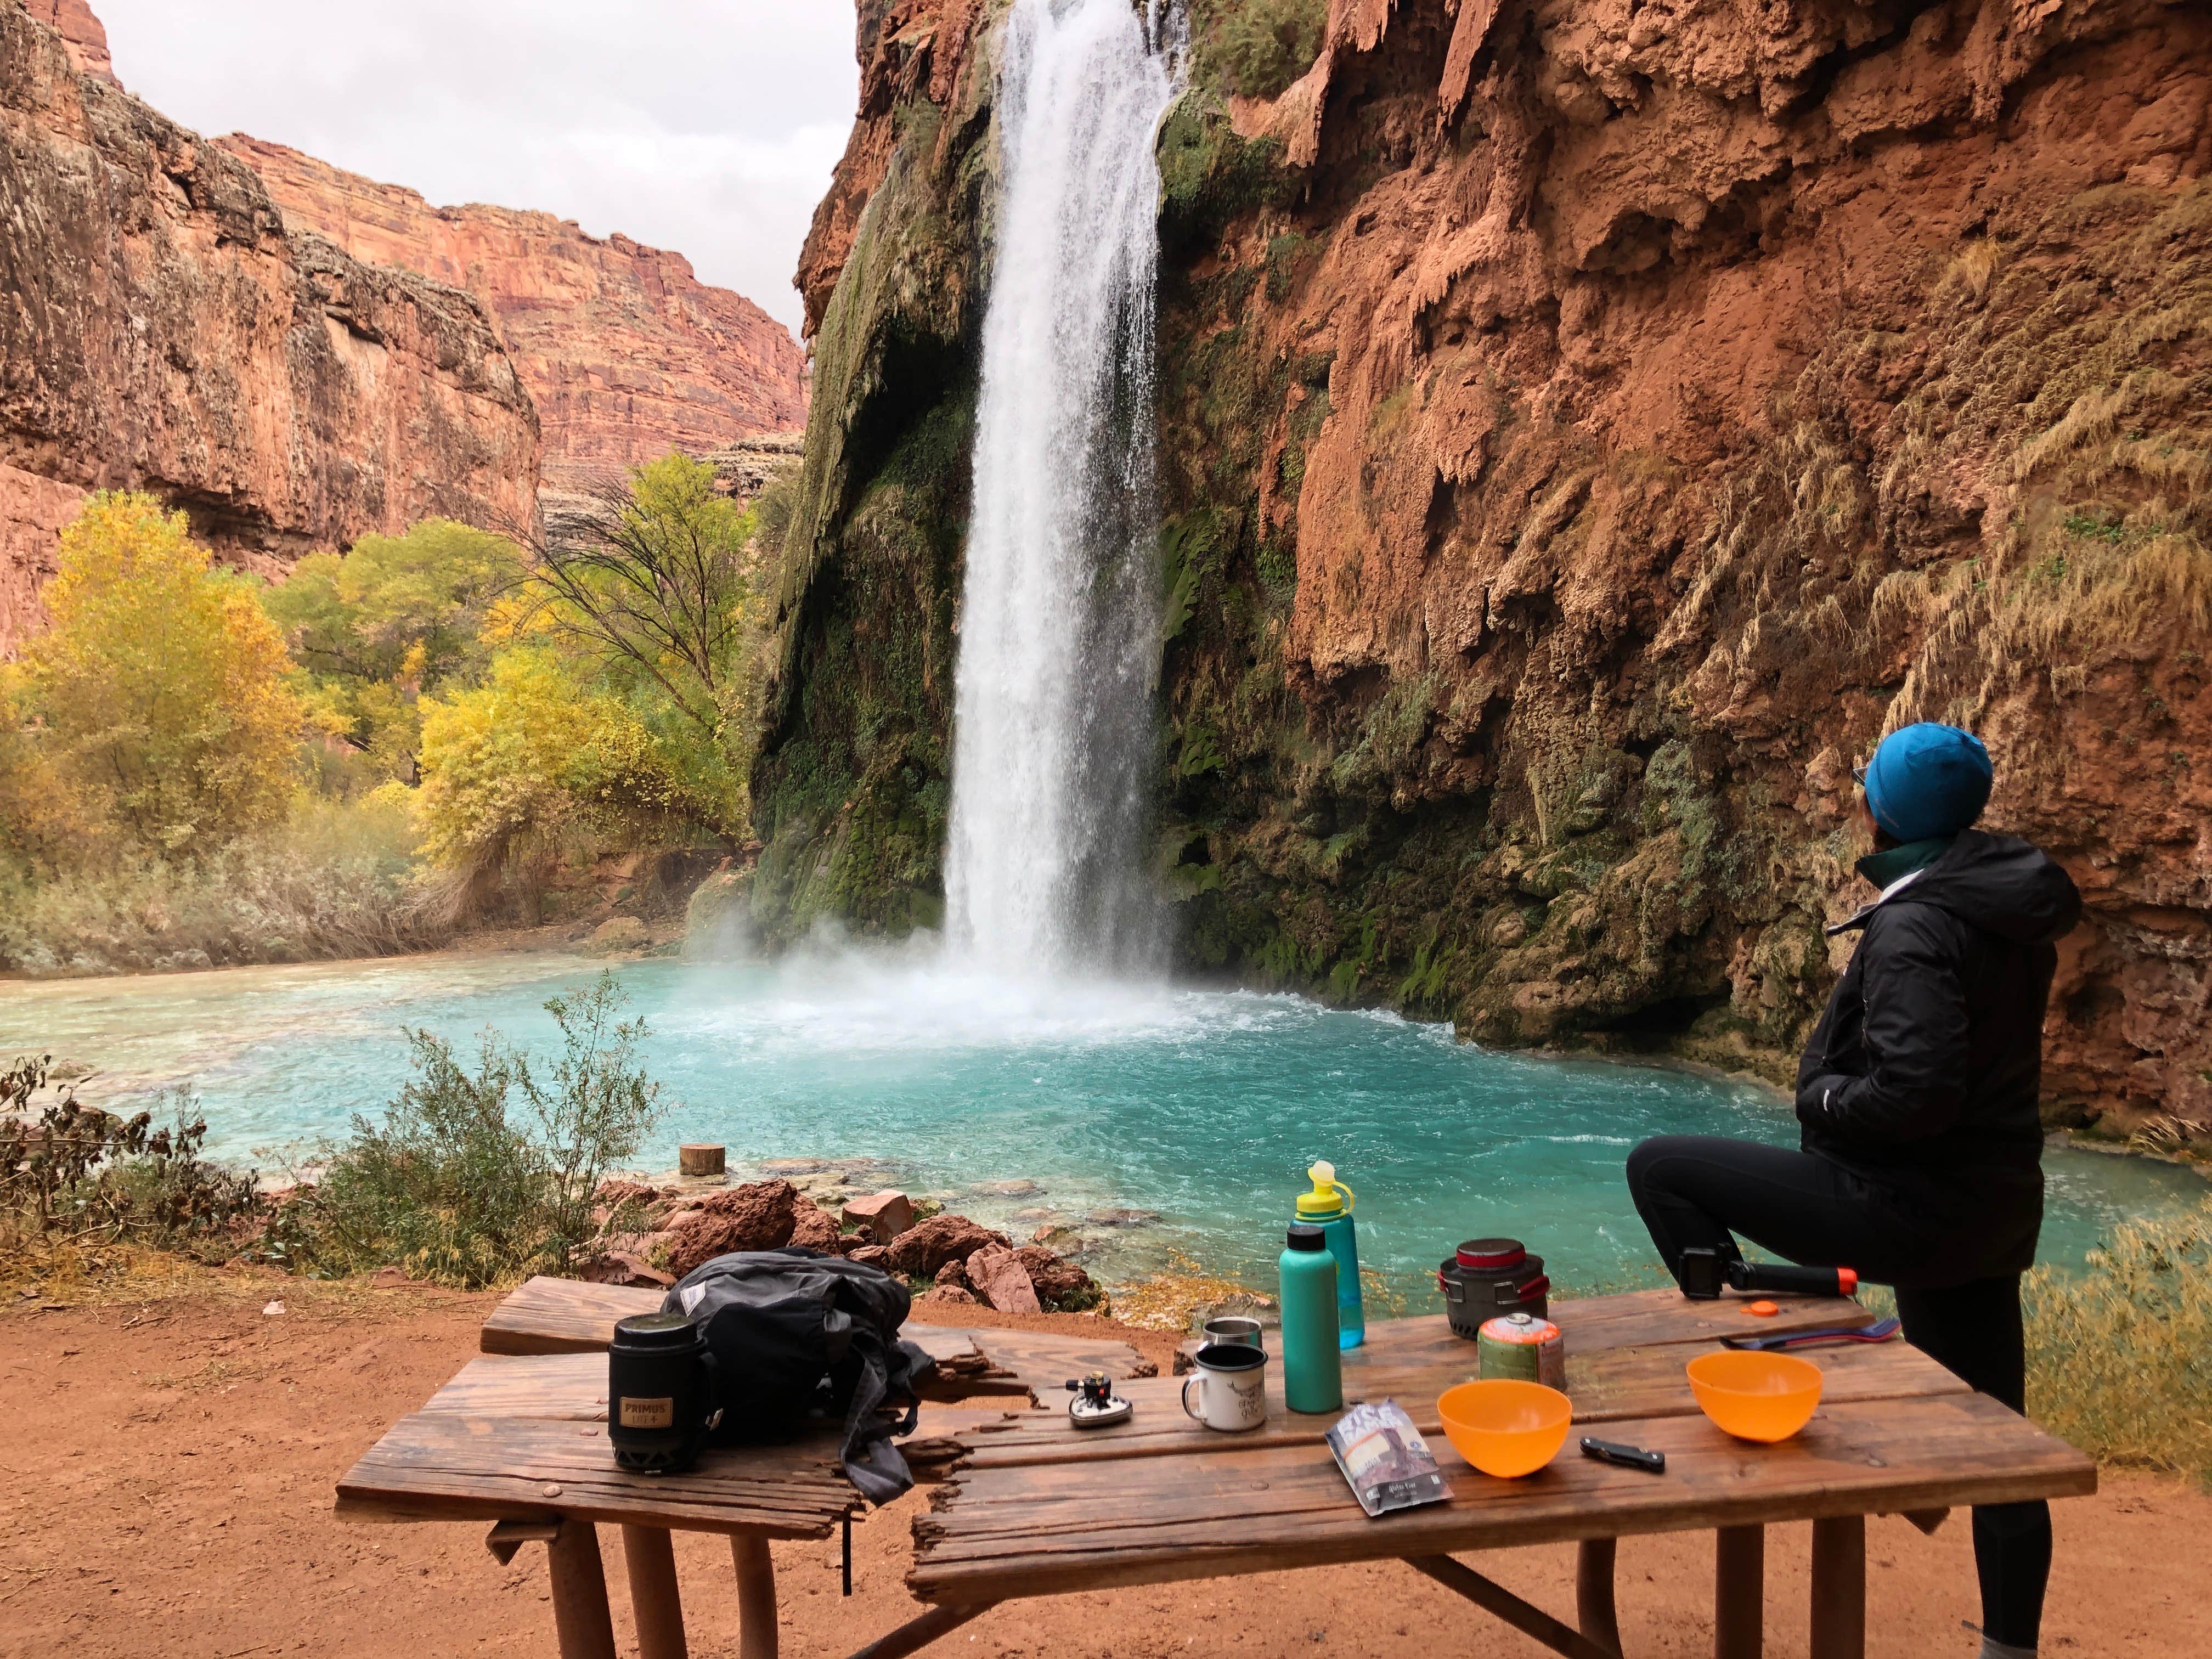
583 916 650 956
684 866 754 960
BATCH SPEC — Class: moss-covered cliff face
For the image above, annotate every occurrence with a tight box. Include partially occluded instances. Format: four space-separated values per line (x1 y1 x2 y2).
770 0 2212 1141
749 5 1002 946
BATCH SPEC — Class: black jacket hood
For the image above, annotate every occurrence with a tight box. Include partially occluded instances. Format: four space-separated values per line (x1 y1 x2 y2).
1863 830 2082 945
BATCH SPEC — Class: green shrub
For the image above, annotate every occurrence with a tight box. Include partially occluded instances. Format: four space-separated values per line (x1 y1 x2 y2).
1194 0 1329 99
265 517 522 786
0 1056 261 1262
288 972 666 1286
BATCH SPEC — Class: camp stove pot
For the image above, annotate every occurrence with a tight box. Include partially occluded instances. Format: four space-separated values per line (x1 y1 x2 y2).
1438 1238 1550 1339
607 1312 720 1474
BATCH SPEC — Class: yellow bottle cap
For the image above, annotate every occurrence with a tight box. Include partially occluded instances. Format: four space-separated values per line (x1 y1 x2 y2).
1295 1160 1353 1217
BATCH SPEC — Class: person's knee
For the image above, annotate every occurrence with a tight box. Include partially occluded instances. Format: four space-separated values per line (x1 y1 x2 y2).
1625 1135 1692 1201
1624 1136 1662 1193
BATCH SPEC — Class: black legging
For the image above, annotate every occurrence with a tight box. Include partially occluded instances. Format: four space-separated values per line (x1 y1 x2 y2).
1626 1135 2051 1650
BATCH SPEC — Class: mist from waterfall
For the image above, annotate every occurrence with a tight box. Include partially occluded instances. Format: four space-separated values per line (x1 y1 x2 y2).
942 0 1184 977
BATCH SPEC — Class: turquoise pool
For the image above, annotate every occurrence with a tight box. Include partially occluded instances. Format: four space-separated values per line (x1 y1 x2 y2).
7 947 2201 1300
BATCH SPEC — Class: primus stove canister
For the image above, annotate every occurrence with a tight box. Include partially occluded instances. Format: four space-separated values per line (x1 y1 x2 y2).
607 1312 721 1473
1438 1237 1550 1340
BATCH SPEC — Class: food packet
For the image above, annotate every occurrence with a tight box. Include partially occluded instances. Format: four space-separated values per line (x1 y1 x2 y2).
1326 1398 1453 1517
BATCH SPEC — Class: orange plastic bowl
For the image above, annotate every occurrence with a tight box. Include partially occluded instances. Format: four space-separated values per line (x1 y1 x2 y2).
1436 1380 1572 1478
1686 1350 1824 1442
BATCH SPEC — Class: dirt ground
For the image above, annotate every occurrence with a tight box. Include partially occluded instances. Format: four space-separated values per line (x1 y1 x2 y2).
3 1276 2206 1659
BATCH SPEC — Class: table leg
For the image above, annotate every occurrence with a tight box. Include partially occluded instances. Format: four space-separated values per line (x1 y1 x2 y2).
1406 1556 1617 1659
546 1519 618 1659
1577 1538 1623 1655
730 1532 779 1659
622 1524 689 1659
1714 1525 1763 1659
842 1603 995 1659
1809 1516 1866 1659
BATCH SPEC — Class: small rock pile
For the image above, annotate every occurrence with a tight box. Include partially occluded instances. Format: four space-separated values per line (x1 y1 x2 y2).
573 1178 1104 1314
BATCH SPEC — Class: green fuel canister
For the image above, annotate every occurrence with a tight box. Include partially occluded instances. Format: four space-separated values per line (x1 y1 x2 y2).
1476 1312 1566 1391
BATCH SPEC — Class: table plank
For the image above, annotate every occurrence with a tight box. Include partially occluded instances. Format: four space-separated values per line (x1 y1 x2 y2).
910 1392 2094 1602
960 1329 1154 1396
338 1412 862 1538
482 1276 1152 1391
1342 1292 1872 1375
1547 1288 1876 1351
430 1352 1030 1423
420 1353 1020 1480
483 1278 664 1355
481 1278 1019 1370
961 1336 1968 1470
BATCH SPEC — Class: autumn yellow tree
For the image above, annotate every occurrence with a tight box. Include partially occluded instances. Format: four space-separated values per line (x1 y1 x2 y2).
264 518 521 785
15 493 302 861
414 650 712 874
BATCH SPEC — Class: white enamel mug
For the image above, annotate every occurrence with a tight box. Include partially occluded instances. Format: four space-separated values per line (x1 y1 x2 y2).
1180 1341 1268 1432
1200 1316 1264 1350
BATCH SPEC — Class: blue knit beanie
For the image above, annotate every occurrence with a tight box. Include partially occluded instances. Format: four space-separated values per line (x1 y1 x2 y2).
1861 723 1993 842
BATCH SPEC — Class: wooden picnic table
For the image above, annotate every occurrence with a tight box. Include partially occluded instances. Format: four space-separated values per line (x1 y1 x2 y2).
335 1276 2095 1659
335 1277 1154 1659
906 1291 2096 1659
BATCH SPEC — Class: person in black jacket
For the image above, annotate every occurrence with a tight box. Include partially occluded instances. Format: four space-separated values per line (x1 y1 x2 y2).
1624 723 2080 1659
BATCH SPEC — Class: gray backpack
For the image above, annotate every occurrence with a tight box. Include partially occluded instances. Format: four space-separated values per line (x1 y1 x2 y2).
664 1248 936 1503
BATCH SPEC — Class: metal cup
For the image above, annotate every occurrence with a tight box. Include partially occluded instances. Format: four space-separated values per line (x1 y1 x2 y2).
1201 1315 1264 1350
1180 1342 1268 1432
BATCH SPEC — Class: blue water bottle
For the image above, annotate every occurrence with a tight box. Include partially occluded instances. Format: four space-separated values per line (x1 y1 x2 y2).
1293 1160 1364 1350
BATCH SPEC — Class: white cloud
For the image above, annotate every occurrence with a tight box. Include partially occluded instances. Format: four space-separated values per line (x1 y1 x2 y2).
94 1 860 336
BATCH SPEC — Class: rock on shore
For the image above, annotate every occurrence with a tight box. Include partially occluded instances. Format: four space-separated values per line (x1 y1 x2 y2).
585 1177 1103 1312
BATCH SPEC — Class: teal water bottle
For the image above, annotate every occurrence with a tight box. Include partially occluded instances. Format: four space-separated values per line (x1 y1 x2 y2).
1279 1223 1343 1414
1294 1160 1365 1350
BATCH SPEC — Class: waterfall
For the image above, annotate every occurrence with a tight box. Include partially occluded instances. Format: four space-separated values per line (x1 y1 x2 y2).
943 0 1184 975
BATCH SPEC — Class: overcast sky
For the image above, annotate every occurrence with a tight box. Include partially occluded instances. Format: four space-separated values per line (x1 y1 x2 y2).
97 1 860 338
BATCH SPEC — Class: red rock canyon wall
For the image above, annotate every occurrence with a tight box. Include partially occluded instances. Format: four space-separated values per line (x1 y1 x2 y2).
0 0 540 649
217 136 812 492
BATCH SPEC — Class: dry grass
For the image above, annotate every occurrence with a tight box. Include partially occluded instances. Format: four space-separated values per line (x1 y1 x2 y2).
0 793 450 975
1827 1209 2212 1482
2022 1200 2212 1480
1668 179 2211 752
1884 505 2211 733
0 1235 235 1304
